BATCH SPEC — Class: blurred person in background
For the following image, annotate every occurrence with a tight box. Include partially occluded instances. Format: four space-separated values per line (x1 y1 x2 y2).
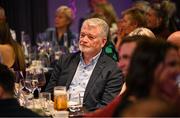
0 63 40 117
121 98 179 117
167 31 180 54
41 5 78 54
115 8 147 50
146 0 176 39
0 6 16 41
113 39 180 116
0 22 25 73
167 31 180 88
36 5 79 69
118 28 156 94
128 27 156 38
88 0 108 13
132 0 151 13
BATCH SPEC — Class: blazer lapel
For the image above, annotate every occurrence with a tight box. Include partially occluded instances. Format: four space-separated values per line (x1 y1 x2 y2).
83 53 106 101
66 54 80 89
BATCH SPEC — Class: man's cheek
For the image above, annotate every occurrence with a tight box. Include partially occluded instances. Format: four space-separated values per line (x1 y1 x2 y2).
90 42 97 47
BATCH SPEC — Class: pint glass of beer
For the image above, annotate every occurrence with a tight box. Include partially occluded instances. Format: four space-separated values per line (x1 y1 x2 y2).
54 86 68 111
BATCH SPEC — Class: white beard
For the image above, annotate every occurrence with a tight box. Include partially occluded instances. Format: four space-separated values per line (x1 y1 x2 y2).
79 45 91 53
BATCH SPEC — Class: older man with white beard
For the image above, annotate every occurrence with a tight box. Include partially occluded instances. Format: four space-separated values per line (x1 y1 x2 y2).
45 18 124 111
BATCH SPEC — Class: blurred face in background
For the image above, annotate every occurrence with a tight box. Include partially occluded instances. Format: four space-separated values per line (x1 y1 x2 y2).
0 8 6 23
118 42 137 77
54 11 71 29
146 8 161 29
79 22 106 56
90 0 107 12
118 14 137 37
153 48 180 101
154 48 180 90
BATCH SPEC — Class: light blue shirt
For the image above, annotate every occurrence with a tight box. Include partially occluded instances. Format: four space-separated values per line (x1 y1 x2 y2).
68 50 102 102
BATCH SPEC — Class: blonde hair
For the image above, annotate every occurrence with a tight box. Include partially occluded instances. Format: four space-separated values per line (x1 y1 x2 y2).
56 5 74 22
128 27 156 38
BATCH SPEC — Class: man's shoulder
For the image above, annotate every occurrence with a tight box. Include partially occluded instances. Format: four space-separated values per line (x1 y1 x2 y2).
63 51 80 57
60 51 80 62
100 52 117 65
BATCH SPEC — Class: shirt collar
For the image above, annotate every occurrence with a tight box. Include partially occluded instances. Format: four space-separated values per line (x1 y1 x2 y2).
80 50 102 66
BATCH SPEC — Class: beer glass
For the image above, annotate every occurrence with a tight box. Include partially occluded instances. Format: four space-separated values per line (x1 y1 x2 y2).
54 86 68 111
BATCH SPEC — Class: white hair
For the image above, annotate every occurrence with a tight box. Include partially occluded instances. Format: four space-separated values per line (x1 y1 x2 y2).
82 18 109 39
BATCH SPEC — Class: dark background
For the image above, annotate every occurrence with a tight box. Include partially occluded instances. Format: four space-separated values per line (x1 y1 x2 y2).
0 0 48 45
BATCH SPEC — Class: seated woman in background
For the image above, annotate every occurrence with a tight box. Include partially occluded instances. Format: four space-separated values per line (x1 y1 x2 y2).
146 0 176 39
0 22 25 72
43 5 78 54
87 2 119 62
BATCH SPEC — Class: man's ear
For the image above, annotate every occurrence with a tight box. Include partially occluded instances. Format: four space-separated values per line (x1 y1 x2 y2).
101 38 107 48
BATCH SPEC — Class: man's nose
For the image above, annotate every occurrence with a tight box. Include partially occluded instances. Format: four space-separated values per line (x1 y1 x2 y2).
80 35 89 42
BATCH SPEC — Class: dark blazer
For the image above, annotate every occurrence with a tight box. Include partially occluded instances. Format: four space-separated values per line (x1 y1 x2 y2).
45 51 124 111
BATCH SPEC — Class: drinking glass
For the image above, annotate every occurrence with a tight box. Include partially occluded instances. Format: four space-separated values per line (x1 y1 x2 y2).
36 68 46 88
23 71 33 94
54 86 68 111
68 92 82 112
39 92 51 113
20 71 34 108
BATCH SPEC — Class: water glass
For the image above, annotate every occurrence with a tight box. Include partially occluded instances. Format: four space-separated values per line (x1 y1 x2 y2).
39 92 51 112
68 92 82 112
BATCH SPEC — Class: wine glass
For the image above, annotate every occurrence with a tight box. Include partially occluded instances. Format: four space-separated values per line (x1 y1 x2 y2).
24 71 34 94
17 70 34 107
33 68 46 92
